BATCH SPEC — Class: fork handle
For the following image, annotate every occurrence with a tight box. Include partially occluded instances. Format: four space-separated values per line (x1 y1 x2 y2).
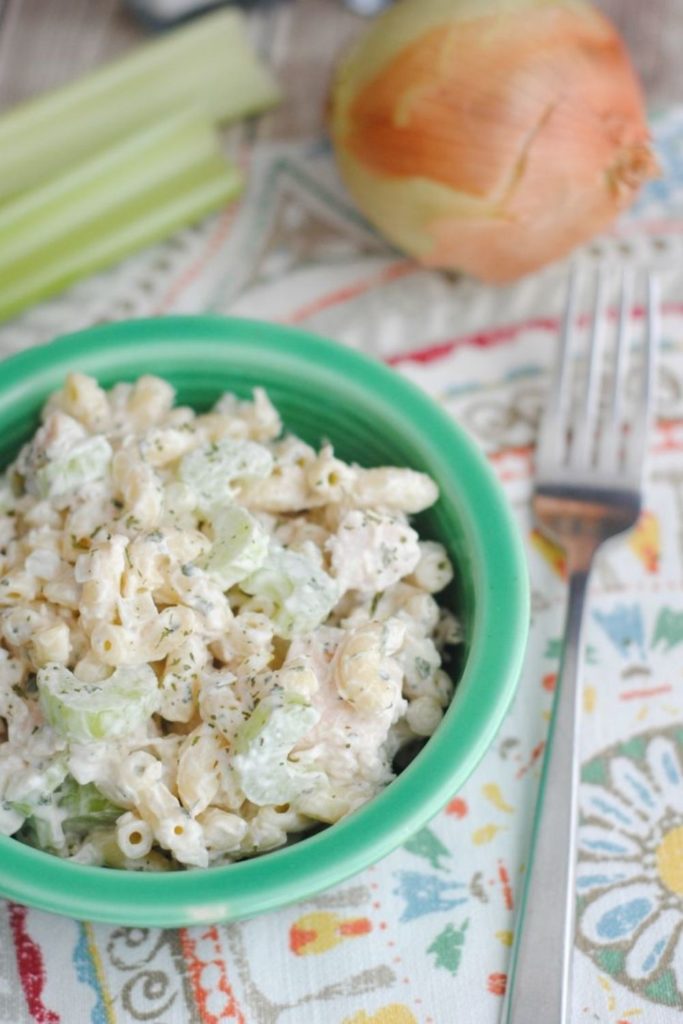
502 569 589 1024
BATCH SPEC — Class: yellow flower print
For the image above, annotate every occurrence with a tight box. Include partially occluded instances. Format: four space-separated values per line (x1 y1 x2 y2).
342 1005 418 1024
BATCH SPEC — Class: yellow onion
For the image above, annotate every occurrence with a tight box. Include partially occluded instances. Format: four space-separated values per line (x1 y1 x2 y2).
329 0 658 283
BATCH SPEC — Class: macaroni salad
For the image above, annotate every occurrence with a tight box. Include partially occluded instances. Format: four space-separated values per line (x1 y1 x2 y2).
0 373 460 869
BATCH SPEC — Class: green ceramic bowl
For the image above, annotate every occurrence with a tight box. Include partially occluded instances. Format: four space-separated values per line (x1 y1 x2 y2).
0 316 528 926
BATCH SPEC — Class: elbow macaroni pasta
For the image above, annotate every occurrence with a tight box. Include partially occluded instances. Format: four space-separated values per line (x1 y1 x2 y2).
0 373 461 869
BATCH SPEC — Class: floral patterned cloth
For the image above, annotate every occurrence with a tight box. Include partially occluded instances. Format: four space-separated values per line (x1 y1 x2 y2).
0 109 683 1024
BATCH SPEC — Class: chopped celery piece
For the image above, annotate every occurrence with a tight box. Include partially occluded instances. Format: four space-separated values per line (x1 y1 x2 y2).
233 693 322 806
180 439 273 514
5 757 70 848
15 814 65 853
34 435 112 498
202 505 269 589
0 113 243 322
0 803 24 836
0 9 279 203
37 663 159 743
58 779 123 836
5 755 69 811
241 546 339 638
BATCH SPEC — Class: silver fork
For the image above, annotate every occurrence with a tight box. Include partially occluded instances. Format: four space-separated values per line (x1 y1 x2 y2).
502 267 659 1023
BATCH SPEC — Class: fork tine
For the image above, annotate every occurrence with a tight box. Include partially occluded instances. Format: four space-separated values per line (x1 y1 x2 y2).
570 267 607 469
598 268 632 472
535 267 579 474
625 271 659 481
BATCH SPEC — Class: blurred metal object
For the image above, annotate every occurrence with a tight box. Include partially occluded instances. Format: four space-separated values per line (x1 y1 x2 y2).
125 0 220 27
342 0 391 14
125 0 268 29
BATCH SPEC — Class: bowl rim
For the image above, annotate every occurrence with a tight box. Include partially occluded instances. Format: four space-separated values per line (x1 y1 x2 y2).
0 315 529 926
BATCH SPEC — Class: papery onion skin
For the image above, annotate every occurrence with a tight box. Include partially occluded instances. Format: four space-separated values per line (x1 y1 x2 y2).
330 0 657 283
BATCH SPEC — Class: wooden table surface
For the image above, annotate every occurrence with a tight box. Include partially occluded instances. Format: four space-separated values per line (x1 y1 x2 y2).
0 0 680 133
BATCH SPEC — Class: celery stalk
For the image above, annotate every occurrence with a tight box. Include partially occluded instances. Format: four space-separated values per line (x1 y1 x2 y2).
0 135 243 322
0 9 279 203
0 165 241 321
0 110 233 270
